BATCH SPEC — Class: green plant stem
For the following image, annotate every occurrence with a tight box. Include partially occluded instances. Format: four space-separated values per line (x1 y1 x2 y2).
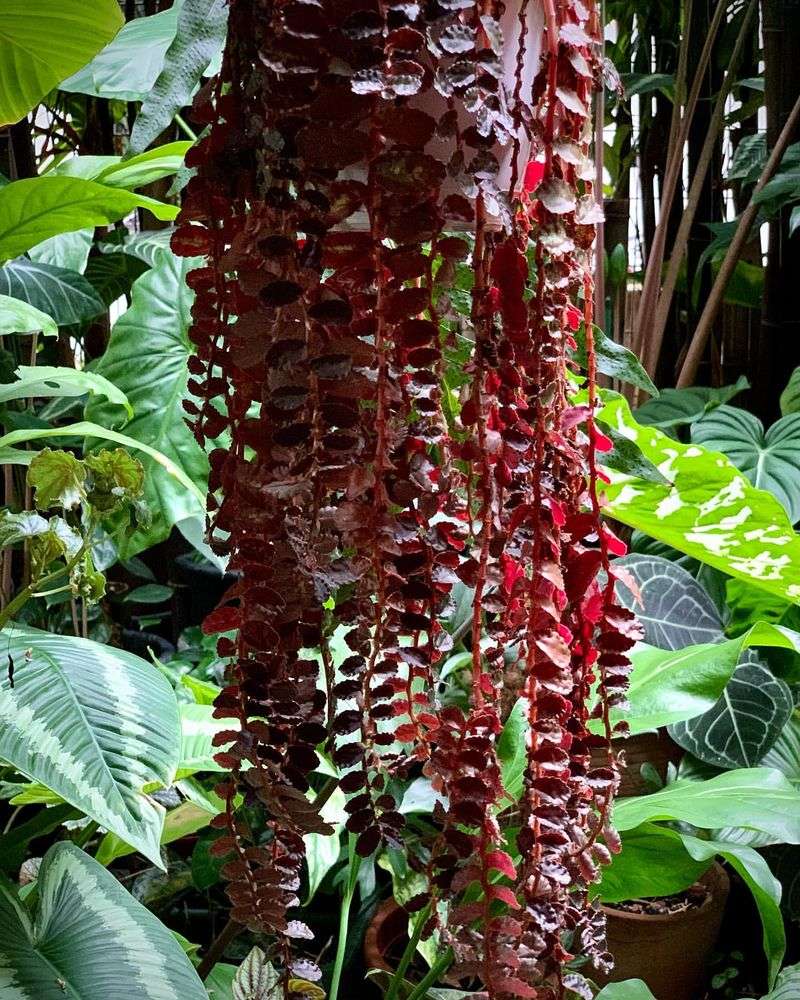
385 905 431 1000
174 113 198 142
405 949 454 1000
329 834 361 1000
73 820 98 848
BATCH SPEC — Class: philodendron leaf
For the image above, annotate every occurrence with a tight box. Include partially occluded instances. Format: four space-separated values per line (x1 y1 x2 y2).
632 377 748 435
0 842 207 999
613 554 724 649
28 228 93 272
0 293 56 336
0 258 105 325
600 392 800 605
613 767 800 844
669 656 794 770
0 0 123 126
0 625 180 867
51 141 192 191
0 176 177 263
780 368 800 417
0 366 131 418
130 0 228 154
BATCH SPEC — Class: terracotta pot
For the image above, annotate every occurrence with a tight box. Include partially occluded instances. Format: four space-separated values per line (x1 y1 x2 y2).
599 863 730 1000
364 899 409 973
592 729 684 798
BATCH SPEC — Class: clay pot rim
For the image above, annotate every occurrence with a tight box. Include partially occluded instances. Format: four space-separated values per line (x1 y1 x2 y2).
600 862 729 926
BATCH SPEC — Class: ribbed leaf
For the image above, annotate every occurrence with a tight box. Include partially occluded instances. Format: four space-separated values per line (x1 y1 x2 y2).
0 258 104 325
633 378 748 434
0 626 180 867
613 554 724 649
0 366 130 418
0 841 206 998
761 964 800 1000
692 405 800 523
0 0 123 126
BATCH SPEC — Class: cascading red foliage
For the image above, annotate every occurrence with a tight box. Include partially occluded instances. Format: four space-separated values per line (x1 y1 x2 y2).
174 0 641 994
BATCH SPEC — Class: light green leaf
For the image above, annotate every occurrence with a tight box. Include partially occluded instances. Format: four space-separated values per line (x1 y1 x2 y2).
181 674 221 705
99 228 175 267
0 292 56 336
0 841 207 998
85 251 209 557
0 510 49 547
594 982 657 1000
613 767 800 843
498 697 528 802
27 449 85 508
758 962 800 999
96 797 217 866
0 0 123 126
60 2 182 102
304 786 345 903
0 176 177 263
600 393 800 605
51 141 192 191
178 702 234 778
0 366 131 418
206 963 237 999
28 228 93 273
0 257 105 325
0 625 181 867
130 0 228 154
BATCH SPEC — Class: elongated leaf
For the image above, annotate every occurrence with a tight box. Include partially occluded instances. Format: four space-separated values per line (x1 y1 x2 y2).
304 787 346 903
574 324 658 397
670 657 794 769
0 176 177 263
0 841 206 998
0 258 104 325
0 366 131 417
0 293 56 336
613 554 724 649
0 626 180 867
51 142 192 191
96 797 217 866
60 3 182 101
130 0 228 154
632 377 748 434
600 393 800 605
85 251 209 557
0 0 123 126
613 767 800 843
692 406 800 523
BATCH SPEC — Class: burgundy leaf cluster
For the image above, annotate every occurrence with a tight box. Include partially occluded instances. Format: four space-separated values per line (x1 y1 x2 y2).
174 0 640 995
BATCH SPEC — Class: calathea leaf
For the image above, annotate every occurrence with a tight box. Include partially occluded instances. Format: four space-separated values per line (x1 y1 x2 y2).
0 0 123 126
613 553 724 649
0 293 56 337
0 625 180 867
0 257 105 325
692 405 800 523
669 655 794 770
0 841 207 999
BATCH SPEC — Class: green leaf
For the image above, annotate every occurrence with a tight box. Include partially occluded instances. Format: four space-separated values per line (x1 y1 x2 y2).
28 228 93 272
181 674 221 705
206 964 238 998
0 366 132 418
0 625 181 867
0 176 177 263
759 963 800 1000
598 824 711 905
232 948 280 1000
60 2 182 102
670 656 793 769
613 554 724 649
780 368 800 417
613 767 800 843
600 393 800 605
0 0 123 126
96 795 218 866
304 786 345 903
692 406 800 524
124 583 173 604
498 697 528 802
0 292 56 336
574 324 658 397
727 133 767 184
0 257 105 325
85 251 209 557
99 228 175 267
177 702 232 777
84 252 149 306
681 834 785 987
0 510 49 547
51 141 192 190
762 715 800 785
596 422 668 485
130 0 228 154
594 985 656 1000
27 448 85 508
632 377 748 434
0 841 206 998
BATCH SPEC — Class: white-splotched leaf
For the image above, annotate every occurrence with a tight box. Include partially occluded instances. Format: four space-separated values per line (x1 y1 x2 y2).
613 554 724 649
232 947 280 1000
0 841 207 999
0 258 105 325
670 656 794 769
0 625 180 867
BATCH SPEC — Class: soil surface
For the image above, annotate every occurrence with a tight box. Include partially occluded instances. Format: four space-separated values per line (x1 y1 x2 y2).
606 883 710 916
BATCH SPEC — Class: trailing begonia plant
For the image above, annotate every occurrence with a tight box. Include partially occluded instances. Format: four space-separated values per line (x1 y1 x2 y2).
173 0 641 996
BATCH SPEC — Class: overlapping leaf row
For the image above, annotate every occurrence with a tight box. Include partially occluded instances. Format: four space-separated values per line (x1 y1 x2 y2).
174 0 639 994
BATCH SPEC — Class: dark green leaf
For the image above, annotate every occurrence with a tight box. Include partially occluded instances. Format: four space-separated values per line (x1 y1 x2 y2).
0 257 105 324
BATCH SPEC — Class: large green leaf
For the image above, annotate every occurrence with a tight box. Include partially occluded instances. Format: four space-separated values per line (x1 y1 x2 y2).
598 823 710 904
780 368 800 417
763 714 800 784
669 656 794 769
0 293 56 337
0 841 207 998
613 767 800 843
0 626 180 867
177 702 230 777
594 983 656 1000
60 3 182 102
692 406 800 523
0 177 177 263
0 258 105 325
632 378 748 435
0 366 131 418
574 324 658 397
613 554 724 649
0 0 123 126
130 0 228 154
600 393 800 605
85 251 209 557
28 229 93 273
758 964 800 1000
51 142 192 191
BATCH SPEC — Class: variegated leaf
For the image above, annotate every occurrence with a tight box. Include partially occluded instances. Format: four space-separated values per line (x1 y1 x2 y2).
0 626 179 867
232 947 280 1000
0 842 206 999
